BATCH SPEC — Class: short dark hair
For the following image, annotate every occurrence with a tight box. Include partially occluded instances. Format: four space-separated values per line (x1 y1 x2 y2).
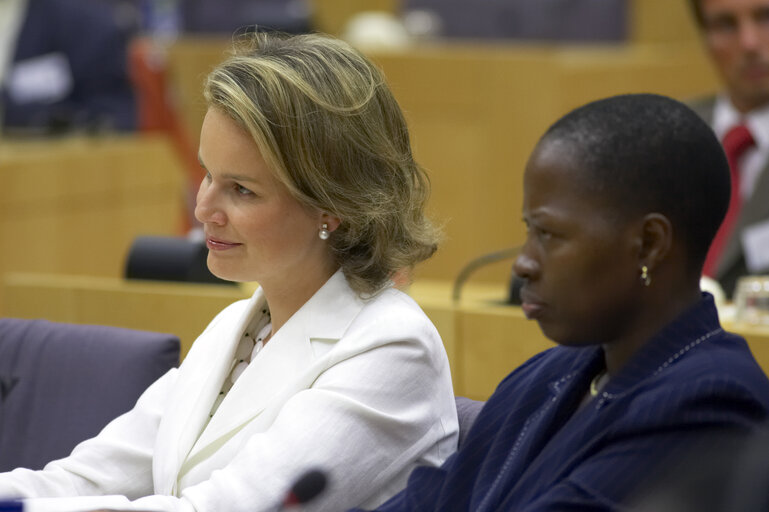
540 93 729 265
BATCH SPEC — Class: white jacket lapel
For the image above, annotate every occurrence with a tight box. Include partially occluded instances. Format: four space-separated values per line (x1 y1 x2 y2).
153 291 266 495
182 271 366 464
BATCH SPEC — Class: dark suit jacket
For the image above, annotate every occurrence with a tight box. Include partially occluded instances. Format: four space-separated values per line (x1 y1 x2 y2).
689 97 769 297
2 0 136 132
362 294 769 511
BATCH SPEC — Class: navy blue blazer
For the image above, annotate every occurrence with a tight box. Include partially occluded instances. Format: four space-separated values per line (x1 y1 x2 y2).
363 294 769 511
2 0 136 132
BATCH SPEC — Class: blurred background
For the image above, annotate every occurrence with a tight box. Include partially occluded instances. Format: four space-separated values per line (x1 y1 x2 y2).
2 0 744 400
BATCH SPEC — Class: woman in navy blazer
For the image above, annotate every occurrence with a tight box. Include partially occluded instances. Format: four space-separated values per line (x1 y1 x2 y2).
362 93 769 511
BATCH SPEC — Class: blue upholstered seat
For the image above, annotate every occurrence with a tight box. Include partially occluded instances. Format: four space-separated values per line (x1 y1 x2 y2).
455 396 484 448
0 318 179 471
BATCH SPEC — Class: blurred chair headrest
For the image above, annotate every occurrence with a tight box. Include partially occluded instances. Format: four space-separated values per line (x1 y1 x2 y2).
125 235 234 285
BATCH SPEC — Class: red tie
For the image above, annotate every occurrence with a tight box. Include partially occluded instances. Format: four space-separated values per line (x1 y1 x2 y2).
703 124 756 277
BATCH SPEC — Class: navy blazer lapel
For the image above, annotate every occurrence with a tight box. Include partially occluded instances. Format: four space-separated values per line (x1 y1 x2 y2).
472 349 601 512
595 294 722 406
479 296 723 511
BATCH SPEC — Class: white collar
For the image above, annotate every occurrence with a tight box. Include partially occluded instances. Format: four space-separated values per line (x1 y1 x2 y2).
712 94 769 149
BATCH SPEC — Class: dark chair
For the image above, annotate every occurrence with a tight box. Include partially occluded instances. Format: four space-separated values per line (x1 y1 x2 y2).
125 235 234 285
630 426 769 511
455 396 484 448
0 318 180 471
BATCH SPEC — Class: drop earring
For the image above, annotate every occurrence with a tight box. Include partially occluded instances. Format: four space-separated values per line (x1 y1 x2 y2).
319 223 330 240
640 265 651 287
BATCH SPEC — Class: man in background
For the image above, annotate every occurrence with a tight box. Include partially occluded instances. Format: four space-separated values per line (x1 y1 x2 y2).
688 0 769 297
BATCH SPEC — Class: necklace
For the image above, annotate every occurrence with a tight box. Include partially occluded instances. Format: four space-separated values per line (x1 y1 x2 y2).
589 370 608 397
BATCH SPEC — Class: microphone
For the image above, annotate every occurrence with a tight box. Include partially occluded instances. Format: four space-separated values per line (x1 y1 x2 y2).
274 469 328 510
452 246 521 303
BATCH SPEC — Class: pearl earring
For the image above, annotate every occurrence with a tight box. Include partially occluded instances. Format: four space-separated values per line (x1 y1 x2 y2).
640 265 651 287
319 223 330 240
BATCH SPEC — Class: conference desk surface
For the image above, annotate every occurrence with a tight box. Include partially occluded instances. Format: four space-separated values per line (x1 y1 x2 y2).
4 274 769 400
411 281 769 399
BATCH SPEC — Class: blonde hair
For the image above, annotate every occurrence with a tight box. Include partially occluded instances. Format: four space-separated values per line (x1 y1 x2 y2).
204 31 439 295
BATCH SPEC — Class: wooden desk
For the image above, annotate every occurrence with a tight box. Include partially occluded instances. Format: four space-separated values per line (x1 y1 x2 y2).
454 307 769 400
408 279 556 399
410 280 769 400
0 135 186 311
7 274 766 401
2 273 247 359
1 274 473 387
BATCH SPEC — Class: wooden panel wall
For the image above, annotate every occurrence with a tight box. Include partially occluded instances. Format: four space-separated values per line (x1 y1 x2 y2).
308 0 400 36
630 0 701 44
165 38 230 160
372 43 719 283
0 135 185 311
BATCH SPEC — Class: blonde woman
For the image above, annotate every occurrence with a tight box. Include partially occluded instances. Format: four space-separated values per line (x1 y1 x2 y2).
0 32 458 512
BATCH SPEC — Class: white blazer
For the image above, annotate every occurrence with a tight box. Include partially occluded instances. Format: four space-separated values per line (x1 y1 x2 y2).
0 271 458 512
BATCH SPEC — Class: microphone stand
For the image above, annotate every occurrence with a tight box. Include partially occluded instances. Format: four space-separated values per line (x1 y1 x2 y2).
452 247 520 303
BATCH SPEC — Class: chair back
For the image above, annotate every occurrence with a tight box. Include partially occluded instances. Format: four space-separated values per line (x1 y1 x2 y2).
0 318 179 471
125 235 234 285
455 396 485 448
